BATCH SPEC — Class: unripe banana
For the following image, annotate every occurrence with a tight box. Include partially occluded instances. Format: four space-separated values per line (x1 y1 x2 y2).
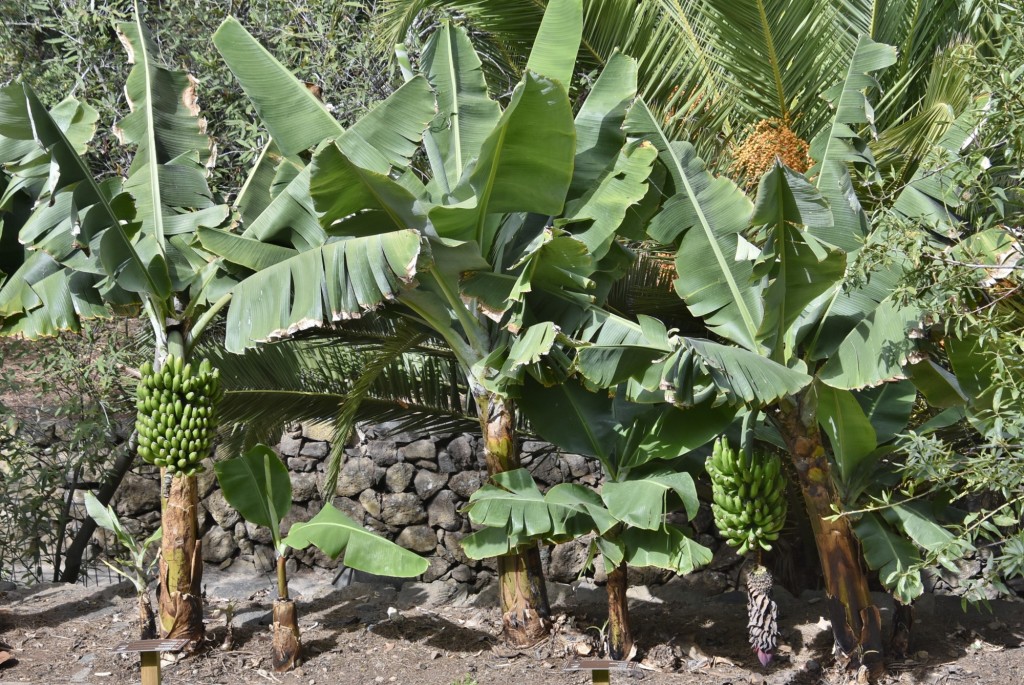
134 354 221 477
705 438 788 554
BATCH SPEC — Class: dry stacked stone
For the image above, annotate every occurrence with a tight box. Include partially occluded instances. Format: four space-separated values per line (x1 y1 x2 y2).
180 421 605 584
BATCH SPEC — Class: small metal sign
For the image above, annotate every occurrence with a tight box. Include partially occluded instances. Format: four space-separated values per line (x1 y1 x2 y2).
565 659 633 671
112 638 190 654
565 659 645 683
112 638 189 685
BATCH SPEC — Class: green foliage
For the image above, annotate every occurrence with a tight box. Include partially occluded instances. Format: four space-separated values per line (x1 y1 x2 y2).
216 444 428 578
283 502 430 577
215 444 292 554
849 0 1024 601
461 468 710 576
83 491 161 593
0 321 140 583
0 0 393 196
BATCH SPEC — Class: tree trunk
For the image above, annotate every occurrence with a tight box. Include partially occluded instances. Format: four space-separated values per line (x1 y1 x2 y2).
139 589 157 640
272 555 302 671
60 443 136 582
272 599 302 671
889 601 913 660
158 473 204 642
776 394 883 677
477 391 552 646
605 562 633 660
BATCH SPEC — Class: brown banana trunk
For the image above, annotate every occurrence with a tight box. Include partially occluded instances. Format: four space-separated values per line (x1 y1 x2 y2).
776 394 883 677
606 562 633 660
889 601 913 660
478 392 552 646
138 590 157 640
272 555 302 671
158 472 204 643
272 599 301 671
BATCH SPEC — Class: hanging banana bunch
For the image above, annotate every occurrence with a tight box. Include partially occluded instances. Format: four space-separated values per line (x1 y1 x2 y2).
706 437 787 667
135 355 222 477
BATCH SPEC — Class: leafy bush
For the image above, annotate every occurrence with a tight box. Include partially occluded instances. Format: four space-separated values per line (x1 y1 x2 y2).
0 0 394 197
0 321 141 583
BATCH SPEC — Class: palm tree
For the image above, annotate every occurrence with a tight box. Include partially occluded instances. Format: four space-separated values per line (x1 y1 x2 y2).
372 0 975 171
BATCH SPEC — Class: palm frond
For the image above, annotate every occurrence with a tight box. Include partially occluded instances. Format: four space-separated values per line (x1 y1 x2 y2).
201 316 479 469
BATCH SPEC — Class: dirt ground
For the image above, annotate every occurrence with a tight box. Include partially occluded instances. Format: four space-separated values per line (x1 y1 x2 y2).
1 565 1022 685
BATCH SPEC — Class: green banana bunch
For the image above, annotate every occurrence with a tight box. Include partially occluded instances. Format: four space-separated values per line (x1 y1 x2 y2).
134 354 222 477
706 437 787 556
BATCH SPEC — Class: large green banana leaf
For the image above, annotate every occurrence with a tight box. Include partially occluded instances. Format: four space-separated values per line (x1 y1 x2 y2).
215 444 292 553
605 526 712 575
808 35 897 253
751 161 844 361
221 229 424 353
570 51 638 197
813 381 877 486
854 512 924 604
427 71 576 253
626 100 763 351
283 503 429 577
213 18 343 156
415 23 500 195
116 18 221 251
816 298 920 389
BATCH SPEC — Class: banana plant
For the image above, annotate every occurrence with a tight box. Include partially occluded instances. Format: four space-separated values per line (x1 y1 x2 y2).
462 381 718 660
0 4 234 643
215 444 427 671
84 492 162 640
551 35 977 676
204 0 663 645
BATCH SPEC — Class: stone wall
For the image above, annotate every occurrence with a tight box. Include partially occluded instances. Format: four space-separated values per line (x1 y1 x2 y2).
110 421 609 586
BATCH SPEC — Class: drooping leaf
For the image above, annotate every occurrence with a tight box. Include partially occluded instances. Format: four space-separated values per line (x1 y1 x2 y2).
854 512 924 604
4 85 165 300
620 525 712 574
817 298 919 389
463 468 554 540
602 471 699 529
518 376 617 463
221 229 423 353
196 225 297 271
884 502 972 560
310 143 425 232
283 502 429 577
544 483 617 538
667 338 812 406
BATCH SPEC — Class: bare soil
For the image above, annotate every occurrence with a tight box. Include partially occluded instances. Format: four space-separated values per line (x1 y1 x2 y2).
1 566 1023 685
